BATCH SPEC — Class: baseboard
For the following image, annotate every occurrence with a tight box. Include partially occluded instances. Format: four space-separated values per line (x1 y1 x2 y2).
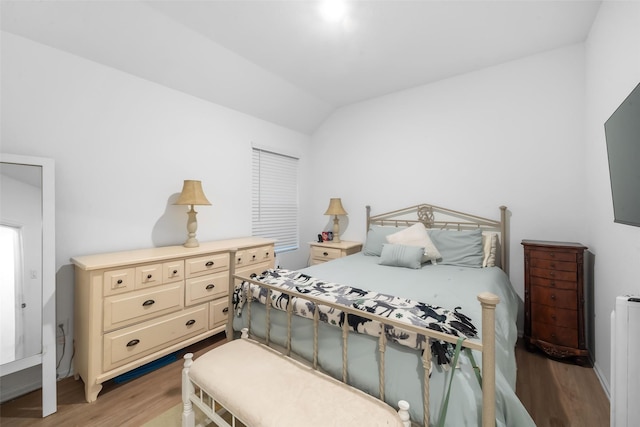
0 378 41 404
593 360 611 400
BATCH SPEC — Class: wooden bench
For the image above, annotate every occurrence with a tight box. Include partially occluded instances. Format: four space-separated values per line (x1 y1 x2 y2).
181 329 411 427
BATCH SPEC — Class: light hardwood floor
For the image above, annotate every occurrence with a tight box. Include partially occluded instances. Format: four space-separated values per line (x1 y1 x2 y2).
1 336 609 426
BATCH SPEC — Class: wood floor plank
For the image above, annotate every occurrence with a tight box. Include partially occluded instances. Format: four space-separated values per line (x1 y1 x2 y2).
2 336 609 426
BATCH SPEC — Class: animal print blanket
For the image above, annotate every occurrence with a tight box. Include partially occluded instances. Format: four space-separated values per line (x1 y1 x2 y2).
234 268 478 366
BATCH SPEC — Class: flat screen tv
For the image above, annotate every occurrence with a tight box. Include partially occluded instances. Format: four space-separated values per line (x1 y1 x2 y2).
604 82 640 227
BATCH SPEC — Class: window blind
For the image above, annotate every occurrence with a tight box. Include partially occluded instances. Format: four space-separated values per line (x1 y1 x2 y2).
252 148 299 253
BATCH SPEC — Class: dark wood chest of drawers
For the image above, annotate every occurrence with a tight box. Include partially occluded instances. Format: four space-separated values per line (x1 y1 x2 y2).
522 240 591 365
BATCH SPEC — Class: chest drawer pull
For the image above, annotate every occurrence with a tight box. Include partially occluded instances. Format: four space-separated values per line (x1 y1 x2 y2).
185 319 196 326
323 252 329 256
126 339 140 347
147 274 153 279
252 255 256 260
142 299 155 307
222 307 229 313
205 284 215 290
550 294 556 300
117 279 123 284
205 261 214 267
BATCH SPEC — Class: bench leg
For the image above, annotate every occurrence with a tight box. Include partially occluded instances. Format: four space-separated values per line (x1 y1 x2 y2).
182 353 195 427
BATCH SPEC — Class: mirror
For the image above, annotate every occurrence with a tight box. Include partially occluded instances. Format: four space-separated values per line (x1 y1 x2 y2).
0 153 56 417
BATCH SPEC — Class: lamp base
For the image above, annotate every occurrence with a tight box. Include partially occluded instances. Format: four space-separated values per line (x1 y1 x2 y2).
333 215 341 243
183 238 199 248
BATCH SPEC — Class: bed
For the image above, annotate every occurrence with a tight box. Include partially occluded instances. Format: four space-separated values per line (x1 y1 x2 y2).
229 203 535 427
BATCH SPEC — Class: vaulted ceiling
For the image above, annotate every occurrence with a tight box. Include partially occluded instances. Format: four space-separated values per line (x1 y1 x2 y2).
1 1 601 134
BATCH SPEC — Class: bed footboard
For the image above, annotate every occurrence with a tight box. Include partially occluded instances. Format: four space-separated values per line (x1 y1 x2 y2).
231 268 500 427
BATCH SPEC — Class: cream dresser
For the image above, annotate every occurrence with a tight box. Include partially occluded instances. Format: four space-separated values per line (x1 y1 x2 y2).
71 237 275 402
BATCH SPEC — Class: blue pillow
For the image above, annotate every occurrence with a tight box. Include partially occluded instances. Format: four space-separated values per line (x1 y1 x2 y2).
362 225 406 256
427 229 484 267
378 244 424 269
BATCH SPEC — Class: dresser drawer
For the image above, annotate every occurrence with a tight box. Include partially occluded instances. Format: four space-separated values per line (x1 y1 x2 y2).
103 268 135 296
311 245 342 261
531 303 578 329
163 260 184 283
530 257 577 272
185 272 228 306
235 245 273 268
210 299 230 329
530 276 576 290
186 253 230 277
530 267 576 282
532 321 578 348
529 249 576 263
530 286 577 310
103 304 208 371
234 262 273 286
103 282 184 332
135 263 163 289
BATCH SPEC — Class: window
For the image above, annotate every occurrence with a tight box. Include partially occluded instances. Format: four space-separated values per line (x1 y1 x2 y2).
252 147 299 253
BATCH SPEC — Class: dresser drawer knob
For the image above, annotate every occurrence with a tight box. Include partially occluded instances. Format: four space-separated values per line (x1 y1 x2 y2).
549 271 555 277
147 274 153 279
323 252 329 256
205 261 214 267
550 263 556 269
126 339 140 347
550 281 556 287
252 255 256 260
142 299 155 307
550 253 556 258
222 307 229 314
550 294 556 300
206 284 215 290
237 257 242 263
173 269 178 275
266 252 270 257
117 279 123 285
185 319 196 326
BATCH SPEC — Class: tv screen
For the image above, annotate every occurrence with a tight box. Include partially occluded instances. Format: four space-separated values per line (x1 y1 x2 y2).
604 82 640 227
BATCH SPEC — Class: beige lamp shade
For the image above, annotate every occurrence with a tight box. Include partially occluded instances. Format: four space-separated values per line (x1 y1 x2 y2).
324 198 347 216
175 180 211 206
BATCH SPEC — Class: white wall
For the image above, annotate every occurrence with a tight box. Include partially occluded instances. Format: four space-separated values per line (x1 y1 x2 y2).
308 44 588 313
584 0 640 394
0 32 312 393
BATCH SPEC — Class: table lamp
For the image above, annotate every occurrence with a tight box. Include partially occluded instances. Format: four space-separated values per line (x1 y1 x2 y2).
174 180 211 248
324 198 347 243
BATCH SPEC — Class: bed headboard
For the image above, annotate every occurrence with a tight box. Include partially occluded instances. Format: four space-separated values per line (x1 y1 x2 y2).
366 204 508 274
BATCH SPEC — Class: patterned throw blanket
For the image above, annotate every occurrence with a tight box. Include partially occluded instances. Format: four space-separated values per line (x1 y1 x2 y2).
234 269 478 366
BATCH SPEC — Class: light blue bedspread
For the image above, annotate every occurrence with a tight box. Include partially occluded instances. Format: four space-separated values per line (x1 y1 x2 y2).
233 253 535 426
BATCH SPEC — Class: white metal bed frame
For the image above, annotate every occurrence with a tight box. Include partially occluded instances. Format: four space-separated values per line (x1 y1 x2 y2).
183 203 507 427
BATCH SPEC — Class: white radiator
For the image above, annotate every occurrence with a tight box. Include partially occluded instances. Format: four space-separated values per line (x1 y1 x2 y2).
611 296 640 427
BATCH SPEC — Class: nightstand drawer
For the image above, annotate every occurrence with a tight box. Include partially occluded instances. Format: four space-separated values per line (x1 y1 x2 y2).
530 286 577 310
185 272 228 306
186 253 230 277
531 303 578 329
103 282 184 332
532 321 578 348
311 245 342 260
530 267 576 282
103 304 208 371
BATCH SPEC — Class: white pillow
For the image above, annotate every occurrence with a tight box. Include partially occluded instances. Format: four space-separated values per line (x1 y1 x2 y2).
386 223 441 264
482 232 498 267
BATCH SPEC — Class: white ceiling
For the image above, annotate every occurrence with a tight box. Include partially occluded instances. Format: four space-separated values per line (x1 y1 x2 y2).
1 0 602 134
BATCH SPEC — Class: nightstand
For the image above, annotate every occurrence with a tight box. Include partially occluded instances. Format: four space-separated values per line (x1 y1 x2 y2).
522 239 591 366
309 240 362 265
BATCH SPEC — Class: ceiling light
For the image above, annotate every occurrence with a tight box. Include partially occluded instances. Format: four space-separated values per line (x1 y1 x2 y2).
320 0 347 23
